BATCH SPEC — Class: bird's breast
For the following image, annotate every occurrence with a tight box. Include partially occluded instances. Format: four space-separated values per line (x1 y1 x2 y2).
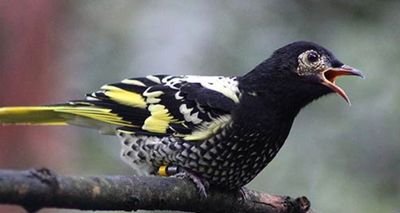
176 119 291 189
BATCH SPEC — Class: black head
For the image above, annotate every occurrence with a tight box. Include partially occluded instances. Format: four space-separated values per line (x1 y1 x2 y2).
240 41 363 111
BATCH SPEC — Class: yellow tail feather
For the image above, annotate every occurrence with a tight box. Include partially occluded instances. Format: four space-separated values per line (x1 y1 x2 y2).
0 106 68 125
0 105 134 128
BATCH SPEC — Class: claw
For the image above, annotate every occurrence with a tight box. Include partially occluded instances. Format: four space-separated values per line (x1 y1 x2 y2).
237 187 249 202
172 168 209 198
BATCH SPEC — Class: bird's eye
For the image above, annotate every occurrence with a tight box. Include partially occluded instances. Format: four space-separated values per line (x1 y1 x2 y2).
296 50 324 76
307 51 319 63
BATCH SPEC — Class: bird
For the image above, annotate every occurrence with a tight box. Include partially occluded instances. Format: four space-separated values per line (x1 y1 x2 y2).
0 41 363 196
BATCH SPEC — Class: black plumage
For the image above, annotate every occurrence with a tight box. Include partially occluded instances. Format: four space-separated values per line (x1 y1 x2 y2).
0 41 363 193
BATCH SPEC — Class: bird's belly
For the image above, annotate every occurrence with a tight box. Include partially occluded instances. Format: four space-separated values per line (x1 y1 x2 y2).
175 128 284 189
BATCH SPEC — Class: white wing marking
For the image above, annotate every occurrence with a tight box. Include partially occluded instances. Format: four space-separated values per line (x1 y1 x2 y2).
164 76 240 103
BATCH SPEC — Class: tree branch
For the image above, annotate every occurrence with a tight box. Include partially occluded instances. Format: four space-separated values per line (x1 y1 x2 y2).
0 168 313 213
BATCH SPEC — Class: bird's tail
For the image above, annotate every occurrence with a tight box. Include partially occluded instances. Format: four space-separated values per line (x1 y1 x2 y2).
0 106 68 125
0 104 132 134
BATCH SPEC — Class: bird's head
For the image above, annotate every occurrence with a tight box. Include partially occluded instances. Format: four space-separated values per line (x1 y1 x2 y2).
240 41 364 108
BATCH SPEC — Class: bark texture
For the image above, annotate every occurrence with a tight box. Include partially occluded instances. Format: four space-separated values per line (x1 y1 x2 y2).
0 168 313 213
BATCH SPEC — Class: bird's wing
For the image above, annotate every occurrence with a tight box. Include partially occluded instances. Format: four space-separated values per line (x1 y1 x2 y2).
81 75 241 140
0 75 240 140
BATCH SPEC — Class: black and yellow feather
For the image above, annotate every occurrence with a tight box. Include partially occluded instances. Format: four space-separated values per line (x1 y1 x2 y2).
0 75 240 140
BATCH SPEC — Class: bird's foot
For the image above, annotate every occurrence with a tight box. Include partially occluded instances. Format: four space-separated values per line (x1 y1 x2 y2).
237 187 249 202
173 168 209 198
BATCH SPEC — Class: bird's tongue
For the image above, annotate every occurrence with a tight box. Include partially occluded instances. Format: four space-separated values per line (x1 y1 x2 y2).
321 65 364 105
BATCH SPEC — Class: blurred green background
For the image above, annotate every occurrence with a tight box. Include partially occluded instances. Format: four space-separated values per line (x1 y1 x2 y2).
0 1 399 213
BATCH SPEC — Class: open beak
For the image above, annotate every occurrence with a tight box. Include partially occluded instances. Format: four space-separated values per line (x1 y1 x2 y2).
321 65 364 105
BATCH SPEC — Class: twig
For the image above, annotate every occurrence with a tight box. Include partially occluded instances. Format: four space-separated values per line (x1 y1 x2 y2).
0 168 313 213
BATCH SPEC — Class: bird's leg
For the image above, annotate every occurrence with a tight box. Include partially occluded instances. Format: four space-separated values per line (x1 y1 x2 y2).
171 167 209 198
157 164 209 197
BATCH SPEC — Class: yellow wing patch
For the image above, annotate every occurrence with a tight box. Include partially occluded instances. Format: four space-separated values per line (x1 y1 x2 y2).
142 104 175 133
143 90 164 104
183 115 231 141
101 85 147 108
121 79 146 87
